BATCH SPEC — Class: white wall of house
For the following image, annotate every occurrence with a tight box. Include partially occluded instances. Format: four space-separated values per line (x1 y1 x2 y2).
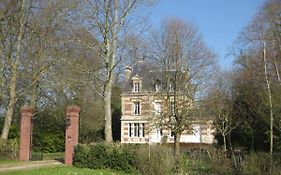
121 119 215 144
179 124 201 143
150 128 162 143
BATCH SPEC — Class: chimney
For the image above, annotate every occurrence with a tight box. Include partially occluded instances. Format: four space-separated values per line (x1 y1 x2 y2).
125 66 132 81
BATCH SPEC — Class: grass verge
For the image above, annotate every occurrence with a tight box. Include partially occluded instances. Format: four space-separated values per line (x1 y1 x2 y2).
0 166 132 175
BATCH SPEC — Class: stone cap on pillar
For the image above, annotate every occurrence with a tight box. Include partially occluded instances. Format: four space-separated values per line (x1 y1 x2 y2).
20 106 34 117
66 105 80 117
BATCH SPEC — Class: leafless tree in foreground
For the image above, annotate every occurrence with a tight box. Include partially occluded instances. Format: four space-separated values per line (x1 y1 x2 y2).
149 19 215 156
73 0 155 142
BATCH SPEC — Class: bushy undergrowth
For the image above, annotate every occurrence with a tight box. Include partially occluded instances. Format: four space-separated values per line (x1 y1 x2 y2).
184 149 281 175
73 143 175 174
201 149 236 175
134 145 174 175
73 143 137 173
73 143 281 175
240 152 281 175
0 139 19 160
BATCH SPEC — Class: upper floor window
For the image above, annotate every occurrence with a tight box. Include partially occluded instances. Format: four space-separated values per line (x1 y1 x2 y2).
133 82 140 92
169 83 174 92
154 102 162 115
155 80 161 92
155 84 159 92
133 102 140 115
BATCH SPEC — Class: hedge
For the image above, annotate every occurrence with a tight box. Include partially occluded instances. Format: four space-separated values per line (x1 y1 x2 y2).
73 143 137 173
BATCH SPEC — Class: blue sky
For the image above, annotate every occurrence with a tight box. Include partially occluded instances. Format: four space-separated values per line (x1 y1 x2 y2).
149 0 265 70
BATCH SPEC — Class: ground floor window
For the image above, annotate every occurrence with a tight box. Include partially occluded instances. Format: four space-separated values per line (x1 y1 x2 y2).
129 123 145 137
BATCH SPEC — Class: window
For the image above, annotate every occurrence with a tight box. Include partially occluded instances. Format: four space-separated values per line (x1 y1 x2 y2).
129 123 145 137
155 84 159 92
133 82 140 92
154 102 162 115
155 80 161 92
156 128 162 135
169 83 174 92
133 102 140 115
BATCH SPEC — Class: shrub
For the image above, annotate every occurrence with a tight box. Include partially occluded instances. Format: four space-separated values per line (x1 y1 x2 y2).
240 152 281 175
205 149 236 175
73 143 137 173
0 139 19 160
134 145 174 175
74 143 177 175
32 109 65 153
180 148 236 175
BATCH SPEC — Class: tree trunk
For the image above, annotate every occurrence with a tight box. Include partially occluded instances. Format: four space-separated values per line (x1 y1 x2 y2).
223 134 227 152
1 0 28 140
104 76 113 143
273 56 281 84
273 42 281 85
0 66 3 107
174 132 181 159
103 0 118 143
30 80 39 110
263 42 274 156
1 69 17 140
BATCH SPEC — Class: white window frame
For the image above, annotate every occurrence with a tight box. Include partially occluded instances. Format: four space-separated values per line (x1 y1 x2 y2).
169 83 174 92
139 123 144 137
155 84 159 92
154 102 162 116
133 82 140 92
129 123 144 137
133 102 140 115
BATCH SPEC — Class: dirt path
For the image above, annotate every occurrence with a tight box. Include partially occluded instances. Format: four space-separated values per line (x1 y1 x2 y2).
0 160 63 172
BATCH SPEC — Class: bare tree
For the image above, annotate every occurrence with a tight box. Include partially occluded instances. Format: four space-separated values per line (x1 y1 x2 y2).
22 0 76 110
149 19 215 156
232 0 281 157
0 0 78 140
72 0 155 142
1 0 30 140
206 73 237 152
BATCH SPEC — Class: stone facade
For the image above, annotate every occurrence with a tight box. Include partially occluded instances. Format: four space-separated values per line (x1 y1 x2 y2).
120 63 215 144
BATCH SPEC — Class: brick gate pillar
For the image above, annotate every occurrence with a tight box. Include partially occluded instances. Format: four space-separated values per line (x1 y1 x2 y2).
19 106 34 161
65 105 80 165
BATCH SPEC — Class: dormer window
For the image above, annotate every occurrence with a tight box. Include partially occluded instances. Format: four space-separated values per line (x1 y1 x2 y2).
155 84 159 92
133 82 140 92
132 75 141 93
155 80 161 92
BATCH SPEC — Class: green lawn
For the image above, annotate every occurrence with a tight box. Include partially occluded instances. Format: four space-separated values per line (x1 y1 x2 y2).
42 152 64 160
0 159 20 164
0 166 132 175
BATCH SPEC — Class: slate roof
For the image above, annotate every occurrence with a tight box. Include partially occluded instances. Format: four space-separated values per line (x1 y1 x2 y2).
122 61 177 93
